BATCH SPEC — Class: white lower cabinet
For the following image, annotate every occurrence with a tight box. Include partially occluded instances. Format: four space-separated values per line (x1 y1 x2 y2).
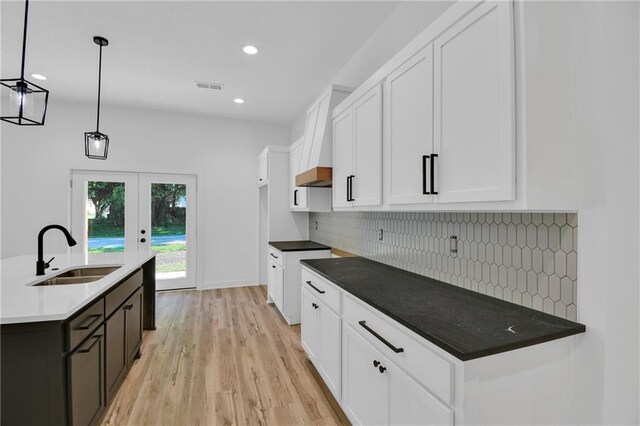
301 287 342 401
388 361 453 426
342 324 389 425
268 257 284 311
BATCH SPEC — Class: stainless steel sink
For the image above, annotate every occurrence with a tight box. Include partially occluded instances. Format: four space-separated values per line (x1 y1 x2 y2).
33 266 121 286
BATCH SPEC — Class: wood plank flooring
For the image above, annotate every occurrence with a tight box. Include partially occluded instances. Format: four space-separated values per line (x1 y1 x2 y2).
102 286 349 426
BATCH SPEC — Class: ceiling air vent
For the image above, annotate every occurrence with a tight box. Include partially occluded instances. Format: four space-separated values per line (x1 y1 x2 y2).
195 81 224 91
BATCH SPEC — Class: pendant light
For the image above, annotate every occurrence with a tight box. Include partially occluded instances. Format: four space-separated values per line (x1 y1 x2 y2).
0 0 49 126
85 36 109 160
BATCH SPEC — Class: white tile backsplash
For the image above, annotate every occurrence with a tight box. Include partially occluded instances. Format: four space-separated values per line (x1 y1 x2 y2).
309 211 578 320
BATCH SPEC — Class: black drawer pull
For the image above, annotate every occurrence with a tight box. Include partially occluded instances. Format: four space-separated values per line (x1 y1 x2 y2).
306 281 326 294
76 314 101 331
272 265 276 269
359 320 404 353
430 154 438 195
348 175 355 202
422 155 431 195
123 304 134 310
312 303 319 310
270 253 278 259
78 335 101 353
294 189 298 206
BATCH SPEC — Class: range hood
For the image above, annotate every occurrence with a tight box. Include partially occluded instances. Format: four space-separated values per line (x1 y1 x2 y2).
295 85 352 188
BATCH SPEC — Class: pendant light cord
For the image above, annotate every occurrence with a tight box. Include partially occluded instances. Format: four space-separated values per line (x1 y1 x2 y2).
20 0 29 80
96 43 103 132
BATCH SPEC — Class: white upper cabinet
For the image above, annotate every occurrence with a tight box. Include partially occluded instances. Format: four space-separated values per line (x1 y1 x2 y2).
383 45 434 205
332 84 383 209
353 84 383 207
289 143 309 210
257 152 268 187
433 1 515 203
332 109 355 208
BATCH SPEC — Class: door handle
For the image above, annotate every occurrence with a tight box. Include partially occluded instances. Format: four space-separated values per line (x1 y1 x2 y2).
140 238 146 243
347 175 355 202
430 154 438 195
422 155 431 195
346 176 351 202
294 189 298 206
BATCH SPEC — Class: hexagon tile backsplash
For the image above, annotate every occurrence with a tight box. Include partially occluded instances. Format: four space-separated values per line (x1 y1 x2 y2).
309 212 578 321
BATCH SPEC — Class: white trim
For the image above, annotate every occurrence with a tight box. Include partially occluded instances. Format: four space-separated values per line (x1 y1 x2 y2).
198 280 260 290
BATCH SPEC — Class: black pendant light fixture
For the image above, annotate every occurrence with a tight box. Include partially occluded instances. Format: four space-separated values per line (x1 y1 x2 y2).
85 36 110 160
0 0 49 126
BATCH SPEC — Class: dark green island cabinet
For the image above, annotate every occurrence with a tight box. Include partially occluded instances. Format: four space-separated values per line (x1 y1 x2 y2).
1 257 156 426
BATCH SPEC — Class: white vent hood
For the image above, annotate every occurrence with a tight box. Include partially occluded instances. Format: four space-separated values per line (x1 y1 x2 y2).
295 85 352 187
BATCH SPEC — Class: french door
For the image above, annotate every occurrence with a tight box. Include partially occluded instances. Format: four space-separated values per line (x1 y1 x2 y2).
71 170 197 290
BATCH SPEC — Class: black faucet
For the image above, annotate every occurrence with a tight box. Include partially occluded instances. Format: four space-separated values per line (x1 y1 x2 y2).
36 225 78 276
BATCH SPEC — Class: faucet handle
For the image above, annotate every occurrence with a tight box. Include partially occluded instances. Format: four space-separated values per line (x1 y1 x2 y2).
45 257 55 268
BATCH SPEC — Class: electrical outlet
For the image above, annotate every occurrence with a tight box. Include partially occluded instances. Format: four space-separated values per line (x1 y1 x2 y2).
378 228 384 241
450 235 458 254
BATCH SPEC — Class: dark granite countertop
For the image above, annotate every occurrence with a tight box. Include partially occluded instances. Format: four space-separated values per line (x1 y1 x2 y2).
300 257 585 361
269 240 331 252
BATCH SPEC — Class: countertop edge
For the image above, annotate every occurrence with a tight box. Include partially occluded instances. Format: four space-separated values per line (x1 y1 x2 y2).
268 241 331 252
300 259 586 361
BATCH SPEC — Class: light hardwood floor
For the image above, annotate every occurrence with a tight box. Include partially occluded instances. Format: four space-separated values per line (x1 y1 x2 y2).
102 286 349 426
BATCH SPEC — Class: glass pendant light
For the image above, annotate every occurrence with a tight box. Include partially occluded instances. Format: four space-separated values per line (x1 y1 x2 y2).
0 0 49 126
85 36 109 160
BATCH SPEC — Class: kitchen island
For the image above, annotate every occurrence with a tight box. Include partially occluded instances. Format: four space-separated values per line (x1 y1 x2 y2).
1 251 156 425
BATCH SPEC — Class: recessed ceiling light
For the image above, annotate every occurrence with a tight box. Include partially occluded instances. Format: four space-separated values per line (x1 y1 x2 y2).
233 98 245 104
31 73 47 80
243 45 258 55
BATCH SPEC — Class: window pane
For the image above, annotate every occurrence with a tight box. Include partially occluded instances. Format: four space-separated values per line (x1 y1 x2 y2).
151 183 187 279
87 181 125 255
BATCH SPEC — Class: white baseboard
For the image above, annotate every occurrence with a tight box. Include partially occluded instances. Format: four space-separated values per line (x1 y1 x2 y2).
197 279 260 290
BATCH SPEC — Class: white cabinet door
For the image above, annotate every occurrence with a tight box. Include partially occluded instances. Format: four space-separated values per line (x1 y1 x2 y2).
342 325 388 425
258 155 268 186
388 360 454 426
301 289 320 361
299 104 320 173
433 1 515 203
273 263 284 311
318 305 342 400
332 109 354 208
267 257 277 303
353 84 383 207
383 45 434 205
289 146 308 210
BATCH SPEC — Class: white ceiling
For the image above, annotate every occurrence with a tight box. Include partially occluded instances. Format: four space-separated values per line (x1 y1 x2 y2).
1 1 402 124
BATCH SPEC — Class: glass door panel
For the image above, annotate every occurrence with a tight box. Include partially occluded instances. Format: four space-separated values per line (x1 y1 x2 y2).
71 171 139 262
139 174 196 290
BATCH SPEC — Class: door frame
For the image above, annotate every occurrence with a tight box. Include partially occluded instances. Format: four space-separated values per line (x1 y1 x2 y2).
70 169 199 291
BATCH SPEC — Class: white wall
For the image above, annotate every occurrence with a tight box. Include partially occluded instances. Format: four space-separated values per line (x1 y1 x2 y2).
0 99 290 288
290 1 454 141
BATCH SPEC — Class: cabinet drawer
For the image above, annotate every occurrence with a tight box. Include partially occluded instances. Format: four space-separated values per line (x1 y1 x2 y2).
105 269 143 317
343 294 453 405
301 268 340 313
67 298 105 352
268 247 283 267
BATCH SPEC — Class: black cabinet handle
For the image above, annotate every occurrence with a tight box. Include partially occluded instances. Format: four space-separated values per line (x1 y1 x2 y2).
270 253 278 259
140 238 146 243
78 335 101 353
348 175 355 202
422 155 431 195
76 314 101 331
346 176 351 202
123 304 134 310
379 365 387 374
312 303 319 310
359 320 404 353
140 229 146 234
373 360 380 367
272 265 276 269
294 189 298 206
430 154 438 195
306 281 326 294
